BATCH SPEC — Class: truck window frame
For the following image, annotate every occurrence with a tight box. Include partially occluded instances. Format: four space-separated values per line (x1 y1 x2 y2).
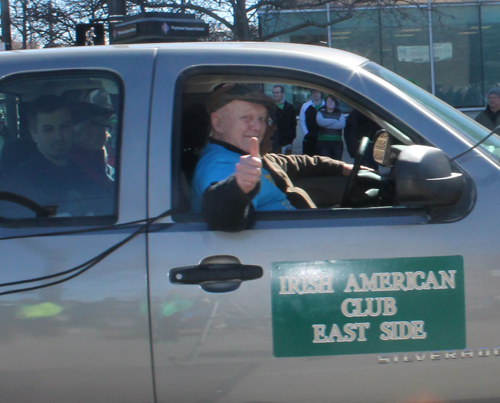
171 65 473 228
0 69 124 228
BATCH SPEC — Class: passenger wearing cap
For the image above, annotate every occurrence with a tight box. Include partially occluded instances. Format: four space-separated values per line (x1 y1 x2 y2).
191 84 360 232
71 101 115 187
475 88 500 132
1 95 114 217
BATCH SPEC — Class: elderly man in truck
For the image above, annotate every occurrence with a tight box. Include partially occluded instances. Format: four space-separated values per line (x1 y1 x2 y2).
190 84 369 232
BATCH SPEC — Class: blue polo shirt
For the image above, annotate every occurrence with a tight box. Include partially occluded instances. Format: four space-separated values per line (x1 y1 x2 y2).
191 141 294 212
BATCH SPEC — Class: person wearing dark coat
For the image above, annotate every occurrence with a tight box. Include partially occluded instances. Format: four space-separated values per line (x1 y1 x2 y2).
271 85 297 154
344 109 381 170
299 89 324 156
475 88 500 133
316 95 346 161
0 95 115 218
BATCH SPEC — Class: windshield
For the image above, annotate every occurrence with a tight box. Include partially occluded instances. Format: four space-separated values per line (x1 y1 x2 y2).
362 62 500 163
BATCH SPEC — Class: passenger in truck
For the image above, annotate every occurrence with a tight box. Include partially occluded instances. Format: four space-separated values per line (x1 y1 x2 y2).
1 95 114 217
71 101 115 188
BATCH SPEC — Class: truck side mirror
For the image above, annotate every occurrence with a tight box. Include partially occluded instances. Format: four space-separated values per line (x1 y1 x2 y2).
394 145 463 206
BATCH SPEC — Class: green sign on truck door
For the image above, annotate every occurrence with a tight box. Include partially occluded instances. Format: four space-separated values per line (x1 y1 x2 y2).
271 256 465 357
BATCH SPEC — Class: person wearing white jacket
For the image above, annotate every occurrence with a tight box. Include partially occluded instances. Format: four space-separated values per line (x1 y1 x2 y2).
299 89 324 156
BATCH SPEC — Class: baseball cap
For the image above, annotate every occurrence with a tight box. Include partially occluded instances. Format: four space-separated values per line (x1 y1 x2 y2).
71 101 114 124
207 83 276 114
487 88 500 98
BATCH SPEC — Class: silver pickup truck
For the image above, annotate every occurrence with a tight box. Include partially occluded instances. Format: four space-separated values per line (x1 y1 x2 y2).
0 42 498 403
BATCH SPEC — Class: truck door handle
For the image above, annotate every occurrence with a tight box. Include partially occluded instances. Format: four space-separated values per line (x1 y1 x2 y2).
169 255 263 293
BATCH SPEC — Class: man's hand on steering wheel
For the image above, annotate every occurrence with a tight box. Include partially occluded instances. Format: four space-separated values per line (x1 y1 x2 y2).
341 163 375 177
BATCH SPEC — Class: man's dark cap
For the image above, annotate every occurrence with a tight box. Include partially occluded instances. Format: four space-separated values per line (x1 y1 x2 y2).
71 101 114 124
207 84 276 114
487 87 500 98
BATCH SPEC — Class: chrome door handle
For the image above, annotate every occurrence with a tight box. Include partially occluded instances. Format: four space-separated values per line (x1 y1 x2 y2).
169 255 263 293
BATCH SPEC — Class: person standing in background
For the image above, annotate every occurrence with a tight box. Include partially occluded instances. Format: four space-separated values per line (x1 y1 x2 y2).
344 108 380 170
315 95 345 160
271 85 297 154
475 88 500 132
299 89 324 156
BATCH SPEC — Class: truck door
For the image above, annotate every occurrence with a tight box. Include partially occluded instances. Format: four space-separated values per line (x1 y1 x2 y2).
0 56 155 403
147 51 500 403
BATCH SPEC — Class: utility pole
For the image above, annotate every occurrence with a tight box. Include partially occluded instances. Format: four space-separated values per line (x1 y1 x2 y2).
0 0 11 50
47 0 55 47
106 0 126 43
22 0 27 49
107 0 126 24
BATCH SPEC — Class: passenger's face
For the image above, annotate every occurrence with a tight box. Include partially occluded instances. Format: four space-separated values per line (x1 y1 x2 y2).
211 100 268 153
76 116 110 150
31 109 73 165
488 94 500 112
272 87 284 103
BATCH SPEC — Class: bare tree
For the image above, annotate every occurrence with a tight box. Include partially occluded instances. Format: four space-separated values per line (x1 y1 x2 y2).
9 0 80 47
10 0 41 48
9 0 117 48
10 0 77 47
64 0 109 23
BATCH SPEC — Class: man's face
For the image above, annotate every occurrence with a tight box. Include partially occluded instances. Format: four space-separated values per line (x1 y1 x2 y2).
311 90 322 103
76 115 110 150
488 94 500 112
272 87 284 103
211 100 268 153
31 108 73 165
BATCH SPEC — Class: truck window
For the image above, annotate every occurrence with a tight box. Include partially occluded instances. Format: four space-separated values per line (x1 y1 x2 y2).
174 71 469 229
178 77 405 215
0 72 122 226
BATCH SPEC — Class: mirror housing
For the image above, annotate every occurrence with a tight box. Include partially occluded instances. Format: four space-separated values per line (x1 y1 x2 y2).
394 145 463 206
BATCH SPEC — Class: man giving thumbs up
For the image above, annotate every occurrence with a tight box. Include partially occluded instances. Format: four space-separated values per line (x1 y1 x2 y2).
191 84 349 231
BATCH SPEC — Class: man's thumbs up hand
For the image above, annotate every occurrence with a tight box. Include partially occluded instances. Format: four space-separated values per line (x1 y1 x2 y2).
235 137 262 194
248 136 261 159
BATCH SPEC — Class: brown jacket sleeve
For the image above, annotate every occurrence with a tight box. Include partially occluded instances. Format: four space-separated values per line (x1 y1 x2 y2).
263 154 344 180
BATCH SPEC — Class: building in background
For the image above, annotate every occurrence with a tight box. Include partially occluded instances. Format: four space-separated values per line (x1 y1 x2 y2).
259 0 500 114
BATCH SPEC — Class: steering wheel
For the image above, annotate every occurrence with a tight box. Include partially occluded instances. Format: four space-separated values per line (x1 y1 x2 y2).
341 136 370 207
0 191 52 217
